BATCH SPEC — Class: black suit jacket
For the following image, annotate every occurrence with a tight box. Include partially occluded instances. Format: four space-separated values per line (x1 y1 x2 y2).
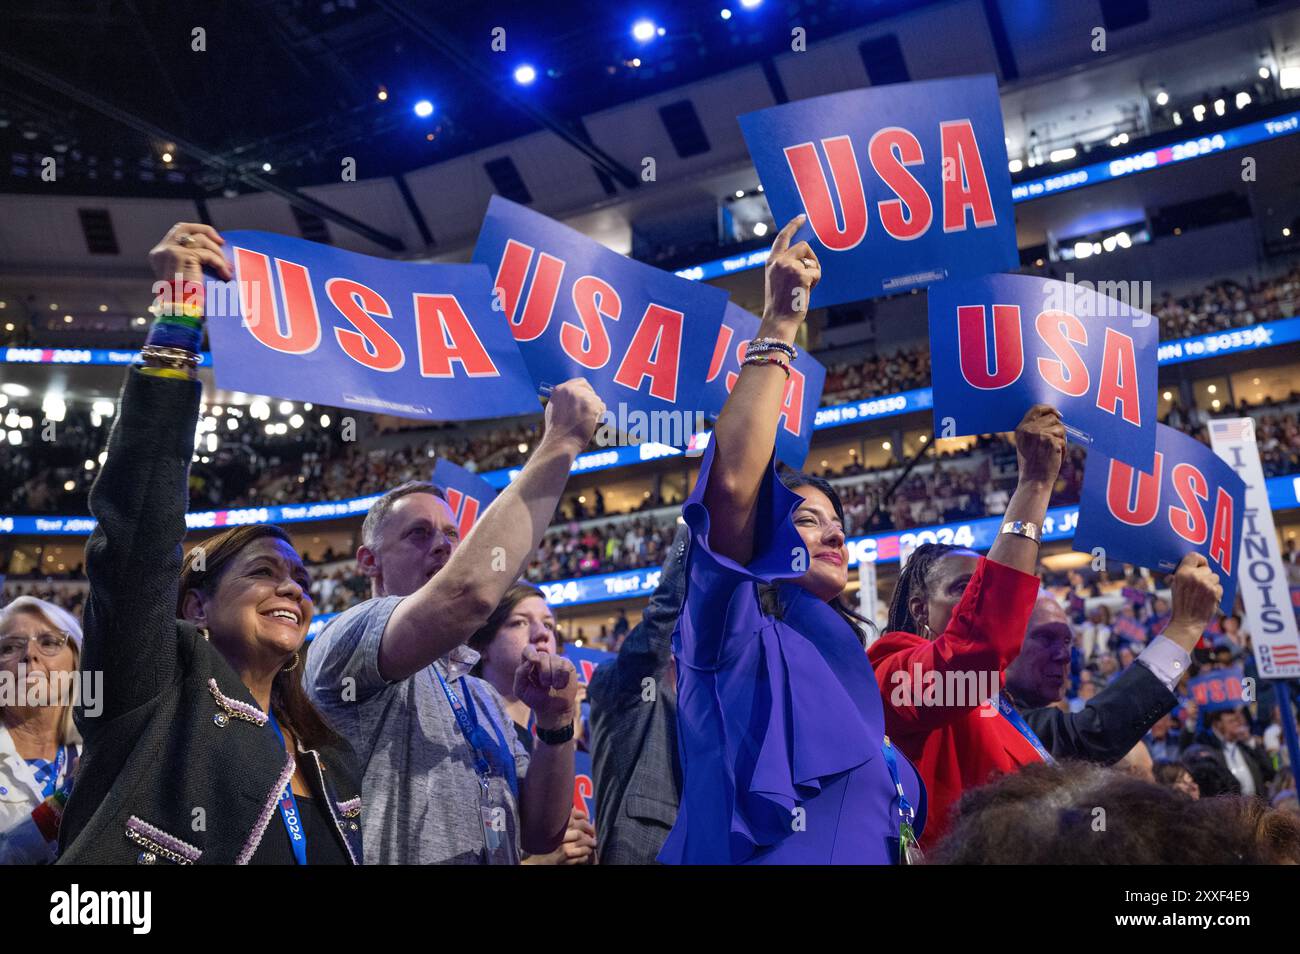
1021 661 1177 764
1194 728 1275 796
587 525 689 865
58 370 363 865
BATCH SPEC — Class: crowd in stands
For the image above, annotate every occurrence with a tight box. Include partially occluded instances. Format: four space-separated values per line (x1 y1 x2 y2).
1153 263 1300 340
5 265 1300 520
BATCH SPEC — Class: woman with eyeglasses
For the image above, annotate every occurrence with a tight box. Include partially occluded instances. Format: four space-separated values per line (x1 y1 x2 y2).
0 597 83 864
55 223 362 865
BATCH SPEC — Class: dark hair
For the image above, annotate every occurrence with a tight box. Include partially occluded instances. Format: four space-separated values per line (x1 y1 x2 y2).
931 761 1300 864
767 468 874 646
1181 743 1242 797
1152 759 1194 793
885 542 966 635
468 582 546 677
178 524 341 752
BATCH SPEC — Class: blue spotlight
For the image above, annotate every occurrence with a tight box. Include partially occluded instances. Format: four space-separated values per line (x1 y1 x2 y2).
631 19 656 42
514 64 537 86
413 99 434 118
740 0 762 7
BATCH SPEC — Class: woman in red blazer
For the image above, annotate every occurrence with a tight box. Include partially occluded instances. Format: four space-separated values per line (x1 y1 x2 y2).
868 405 1065 849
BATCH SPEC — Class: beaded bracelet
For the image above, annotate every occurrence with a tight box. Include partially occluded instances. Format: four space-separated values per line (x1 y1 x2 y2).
746 337 797 360
741 354 791 378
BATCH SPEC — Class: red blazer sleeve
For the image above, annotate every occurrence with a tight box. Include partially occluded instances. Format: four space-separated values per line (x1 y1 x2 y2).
868 556 1040 733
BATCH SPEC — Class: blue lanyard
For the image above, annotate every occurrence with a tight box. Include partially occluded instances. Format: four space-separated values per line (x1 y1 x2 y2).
997 693 1056 764
880 736 915 829
267 712 308 866
432 667 519 797
28 745 69 800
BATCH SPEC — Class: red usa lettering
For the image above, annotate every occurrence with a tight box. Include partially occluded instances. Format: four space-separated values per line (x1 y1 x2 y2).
1104 453 1235 573
956 304 1142 425
233 248 501 379
492 239 685 401
783 119 995 250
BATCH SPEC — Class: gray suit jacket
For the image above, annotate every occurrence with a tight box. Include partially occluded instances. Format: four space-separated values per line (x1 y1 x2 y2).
587 524 689 865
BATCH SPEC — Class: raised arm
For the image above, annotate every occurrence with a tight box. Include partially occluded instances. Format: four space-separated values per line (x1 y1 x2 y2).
703 215 817 566
81 223 231 724
984 404 1065 575
378 379 604 682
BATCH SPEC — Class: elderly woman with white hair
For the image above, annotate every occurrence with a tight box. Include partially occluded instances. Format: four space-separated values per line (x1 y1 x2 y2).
0 596 83 864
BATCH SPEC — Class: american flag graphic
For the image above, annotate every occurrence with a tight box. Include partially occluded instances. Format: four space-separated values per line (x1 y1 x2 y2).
1259 644 1300 669
1211 419 1252 441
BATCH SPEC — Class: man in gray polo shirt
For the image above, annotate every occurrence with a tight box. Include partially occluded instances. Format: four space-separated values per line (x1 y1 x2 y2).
306 379 604 864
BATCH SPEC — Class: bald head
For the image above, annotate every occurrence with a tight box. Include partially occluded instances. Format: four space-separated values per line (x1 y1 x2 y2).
1005 590 1074 708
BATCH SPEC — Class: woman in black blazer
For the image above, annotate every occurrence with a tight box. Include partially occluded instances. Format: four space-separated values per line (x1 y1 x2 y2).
57 223 362 864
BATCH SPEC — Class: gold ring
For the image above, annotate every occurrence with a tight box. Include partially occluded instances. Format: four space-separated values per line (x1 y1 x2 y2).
178 234 195 247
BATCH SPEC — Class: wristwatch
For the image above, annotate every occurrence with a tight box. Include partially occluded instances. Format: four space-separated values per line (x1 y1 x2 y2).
1000 520 1041 544
535 721 576 745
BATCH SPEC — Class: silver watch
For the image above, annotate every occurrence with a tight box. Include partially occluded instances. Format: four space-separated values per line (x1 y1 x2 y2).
1000 520 1041 544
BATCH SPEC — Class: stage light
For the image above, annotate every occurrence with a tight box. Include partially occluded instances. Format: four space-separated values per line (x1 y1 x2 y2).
413 99 434 118
1236 91 1251 109
1074 241 1093 259
206 433 218 453
1115 231 1131 249
734 189 744 198
1207 384 1217 394
753 221 769 237
92 400 114 417
262 162 273 172
657 26 666 36
227 418 238 431
632 20 656 42
42 395 66 422
250 399 270 420
7 430 20 446
290 413 304 429
1 383 30 397
377 86 388 101
630 57 641 68
304 403 312 411
1102 235 1117 253
1048 147 1076 163
1284 227 1292 237
64 480 75 492
1172 111 1182 126
1192 104 1206 121
1260 67 1271 80
1213 98 1225 116
63 315 73 323
320 414 331 427
1008 158 1022 173
720 8 732 18
1154 90 1169 106
740 0 762 7
514 64 537 86
882 441 891 450
264 423 276 436
161 152 173 163
1281 67 1300 90
279 400 294 415
1212 399 1221 409
1108 133 1128 146
84 459 95 471
1163 391 1172 401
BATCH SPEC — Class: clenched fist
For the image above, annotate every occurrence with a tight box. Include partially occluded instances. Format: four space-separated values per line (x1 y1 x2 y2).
763 214 821 325
1165 552 1223 652
149 222 232 284
513 644 579 731
541 378 606 456
1013 404 1066 489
